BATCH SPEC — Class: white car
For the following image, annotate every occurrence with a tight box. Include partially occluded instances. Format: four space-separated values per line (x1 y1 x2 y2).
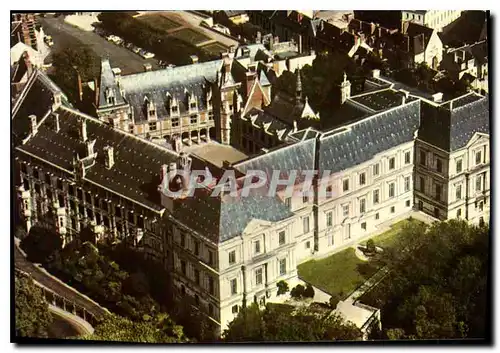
132 47 142 54
142 52 155 59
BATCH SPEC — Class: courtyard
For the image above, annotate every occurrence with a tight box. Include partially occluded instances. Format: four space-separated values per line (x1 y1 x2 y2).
297 218 421 300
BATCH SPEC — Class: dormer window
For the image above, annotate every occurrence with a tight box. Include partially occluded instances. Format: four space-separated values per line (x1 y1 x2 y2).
190 101 197 109
171 105 178 114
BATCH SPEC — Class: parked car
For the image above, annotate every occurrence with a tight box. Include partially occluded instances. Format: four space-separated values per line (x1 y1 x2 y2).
141 51 155 59
132 47 142 54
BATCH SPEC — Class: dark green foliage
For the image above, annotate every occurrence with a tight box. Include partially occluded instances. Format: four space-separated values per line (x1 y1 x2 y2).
290 284 305 299
15 273 53 338
20 224 62 264
223 303 362 342
304 284 315 298
329 293 341 309
366 239 376 254
276 280 289 296
360 220 489 339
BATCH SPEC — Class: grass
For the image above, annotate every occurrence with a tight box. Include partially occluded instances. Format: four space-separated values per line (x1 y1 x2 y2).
170 28 210 45
364 218 423 250
200 42 229 56
298 218 424 300
298 248 378 300
138 14 182 32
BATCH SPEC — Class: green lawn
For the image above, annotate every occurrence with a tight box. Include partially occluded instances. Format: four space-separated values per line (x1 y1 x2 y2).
298 248 378 300
170 28 211 45
364 218 423 250
138 14 182 32
298 218 424 300
201 42 229 56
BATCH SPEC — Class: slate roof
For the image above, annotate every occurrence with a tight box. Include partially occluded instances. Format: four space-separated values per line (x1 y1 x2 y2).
235 44 273 62
12 70 64 147
97 59 126 109
318 100 421 175
16 105 180 212
440 11 487 47
402 22 434 55
418 93 489 152
99 59 223 122
244 107 291 139
351 89 418 112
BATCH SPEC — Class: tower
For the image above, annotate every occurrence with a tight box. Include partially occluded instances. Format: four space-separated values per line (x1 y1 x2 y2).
296 68 303 105
339 72 351 105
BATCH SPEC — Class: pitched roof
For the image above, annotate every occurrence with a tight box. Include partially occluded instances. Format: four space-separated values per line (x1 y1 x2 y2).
402 22 435 54
418 92 489 151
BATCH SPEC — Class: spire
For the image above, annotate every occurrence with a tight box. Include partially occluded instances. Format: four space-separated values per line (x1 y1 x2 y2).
343 72 347 83
296 68 302 104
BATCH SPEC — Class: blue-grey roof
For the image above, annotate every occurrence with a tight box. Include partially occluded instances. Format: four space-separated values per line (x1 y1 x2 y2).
235 44 273 61
449 94 489 151
318 101 421 175
119 60 223 123
419 93 489 151
244 107 291 138
98 59 126 109
259 69 271 86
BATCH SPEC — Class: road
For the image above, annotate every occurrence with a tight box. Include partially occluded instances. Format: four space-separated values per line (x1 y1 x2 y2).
39 15 159 75
14 245 108 319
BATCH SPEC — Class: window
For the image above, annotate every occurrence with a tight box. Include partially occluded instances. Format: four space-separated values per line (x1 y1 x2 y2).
405 151 411 164
420 151 426 166
390 206 395 213
343 179 349 192
436 158 442 173
475 150 482 165
279 258 287 275
190 102 197 110
420 176 425 192
232 305 239 314
303 216 310 233
33 169 39 179
326 211 333 227
406 200 411 207
180 260 186 275
456 184 462 200
194 240 200 256
404 176 411 192
190 115 198 124
171 105 179 114
359 172 366 186
149 122 157 131
361 222 366 230
456 159 463 173
389 182 395 198
305 241 311 249
181 233 186 247
229 250 236 265
279 231 286 245
195 295 200 306
360 198 366 214
208 111 214 120
285 197 291 208
172 117 180 127
375 213 380 220
254 240 261 254
208 276 215 295
373 163 380 176
326 185 333 198
208 250 214 266
476 175 482 191
479 201 484 211
373 189 380 204
255 268 263 285
457 208 462 218
389 157 395 170
208 303 214 316
435 184 442 201
343 204 349 217
230 278 237 295
303 195 309 203
194 269 200 285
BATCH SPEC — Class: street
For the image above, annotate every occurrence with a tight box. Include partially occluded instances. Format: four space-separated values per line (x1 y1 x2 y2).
40 15 159 75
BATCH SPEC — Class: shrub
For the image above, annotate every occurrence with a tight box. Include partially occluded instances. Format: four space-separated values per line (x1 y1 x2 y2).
366 239 376 253
276 280 289 296
329 294 341 308
290 284 305 299
304 284 315 298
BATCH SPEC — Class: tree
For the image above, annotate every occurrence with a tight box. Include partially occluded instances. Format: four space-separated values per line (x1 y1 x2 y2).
82 313 187 343
20 224 62 264
15 274 53 338
366 239 376 254
223 303 264 342
361 220 489 340
276 280 289 296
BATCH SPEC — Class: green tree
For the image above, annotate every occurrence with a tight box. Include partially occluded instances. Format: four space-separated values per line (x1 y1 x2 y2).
290 284 305 299
303 284 315 298
15 274 53 338
276 280 289 296
82 313 187 343
223 303 265 342
20 224 62 264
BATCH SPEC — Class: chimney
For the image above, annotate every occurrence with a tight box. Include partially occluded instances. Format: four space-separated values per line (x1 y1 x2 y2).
79 119 87 142
190 55 199 64
339 72 351 105
167 162 177 182
94 77 99 107
432 92 443 103
22 51 33 76
172 135 182 152
76 70 83 102
52 91 62 111
310 49 316 56
269 35 274 51
86 139 96 156
256 31 262 44
274 36 279 45
54 113 60 132
372 69 380 78
298 35 302 54
103 145 114 169
222 160 231 169
29 115 37 136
